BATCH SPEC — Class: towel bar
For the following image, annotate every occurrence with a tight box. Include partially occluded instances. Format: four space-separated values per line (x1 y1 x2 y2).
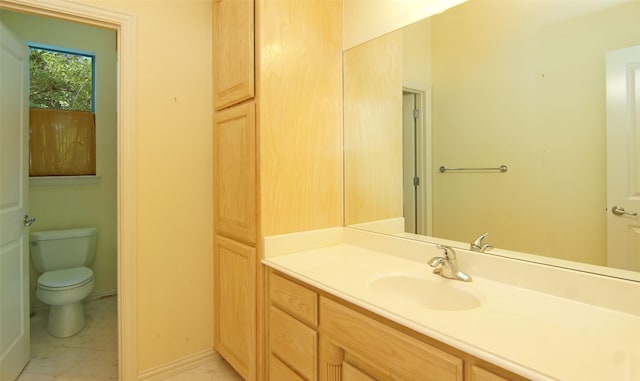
438 165 508 173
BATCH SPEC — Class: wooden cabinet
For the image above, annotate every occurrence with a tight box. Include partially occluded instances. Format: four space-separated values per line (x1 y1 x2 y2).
212 1 258 379
320 297 463 381
468 366 512 381
270 306 317 380
213 0 254 110
213 235 257 380
213 1 342 379
213 101 257 245
269 270 318 326
266 269 529 381
269 354 306 381
267 271 318 381
212 68 257 381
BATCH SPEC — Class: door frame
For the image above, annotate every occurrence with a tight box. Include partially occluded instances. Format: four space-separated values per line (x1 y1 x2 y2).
403 82 432 236
0 0 137 379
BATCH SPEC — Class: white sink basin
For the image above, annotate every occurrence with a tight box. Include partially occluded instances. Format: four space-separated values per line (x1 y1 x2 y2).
369 272 481 311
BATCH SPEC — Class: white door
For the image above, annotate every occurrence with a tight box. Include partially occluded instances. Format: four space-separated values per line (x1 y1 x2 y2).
606 45 640 271
0 21 31 380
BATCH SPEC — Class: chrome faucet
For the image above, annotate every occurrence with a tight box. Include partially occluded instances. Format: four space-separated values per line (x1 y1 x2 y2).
428 245 472 282
470 232 493 253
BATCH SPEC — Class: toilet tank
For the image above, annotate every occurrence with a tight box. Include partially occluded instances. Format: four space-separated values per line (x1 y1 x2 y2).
30 227 97 272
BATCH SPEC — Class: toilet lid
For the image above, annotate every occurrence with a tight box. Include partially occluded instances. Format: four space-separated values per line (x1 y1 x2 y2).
38 267 93 289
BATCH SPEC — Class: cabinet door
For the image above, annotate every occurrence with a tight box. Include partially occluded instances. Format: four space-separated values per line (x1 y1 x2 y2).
214 235 256 380
213 101 257 244
213 0 254 109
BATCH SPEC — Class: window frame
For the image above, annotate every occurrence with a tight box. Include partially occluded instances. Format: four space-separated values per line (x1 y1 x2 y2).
27 42 98 180
27 42 97 113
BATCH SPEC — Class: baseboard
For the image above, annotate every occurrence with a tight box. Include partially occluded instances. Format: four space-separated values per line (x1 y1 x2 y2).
137 348 219 380
86 288 118 302
30 288 118 313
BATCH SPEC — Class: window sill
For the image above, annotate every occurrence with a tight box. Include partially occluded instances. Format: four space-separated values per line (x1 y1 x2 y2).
29 175 101 187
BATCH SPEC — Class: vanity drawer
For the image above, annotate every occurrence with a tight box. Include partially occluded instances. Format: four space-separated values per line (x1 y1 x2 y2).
269 271 318 326
269 305 317 381
269 354 305 381
469 365 511 381
320 296 463 381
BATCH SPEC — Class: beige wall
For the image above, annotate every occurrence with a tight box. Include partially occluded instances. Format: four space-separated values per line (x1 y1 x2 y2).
430 0 640 264
70 0 214 372
0 10 118 307
343 0 467 50
403 18 432 87
3 1 214 372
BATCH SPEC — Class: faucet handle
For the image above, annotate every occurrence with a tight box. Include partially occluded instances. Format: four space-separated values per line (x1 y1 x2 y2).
436 244 456 259
427 256 445 268
471 232 492 252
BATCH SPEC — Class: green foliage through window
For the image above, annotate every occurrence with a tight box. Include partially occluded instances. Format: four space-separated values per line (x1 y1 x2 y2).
29 47 94 112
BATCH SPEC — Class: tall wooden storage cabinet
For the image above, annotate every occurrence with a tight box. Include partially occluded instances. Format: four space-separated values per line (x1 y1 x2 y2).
213 1 258 380
213 1 343 380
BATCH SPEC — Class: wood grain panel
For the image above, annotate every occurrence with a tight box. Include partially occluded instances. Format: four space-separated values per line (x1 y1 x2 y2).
344 30 404 225
213 0 254 109
213 235 256 380
257 0 343 236
269 271 318 326
320 296 463 381
469 365 511 381
343 362 376 381
270 305 317 381
270 354 305 381
213 101 257 244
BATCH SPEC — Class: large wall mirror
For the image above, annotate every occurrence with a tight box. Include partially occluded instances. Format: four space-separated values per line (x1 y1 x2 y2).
344 0 640 281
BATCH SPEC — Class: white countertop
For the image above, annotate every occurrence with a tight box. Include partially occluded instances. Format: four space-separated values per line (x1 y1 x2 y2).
263 228 640 381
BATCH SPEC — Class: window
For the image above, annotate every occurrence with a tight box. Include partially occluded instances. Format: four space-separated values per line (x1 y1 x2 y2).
28 45 96 176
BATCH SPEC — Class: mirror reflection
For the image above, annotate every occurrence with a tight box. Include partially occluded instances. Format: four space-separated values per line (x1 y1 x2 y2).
344 0 640 278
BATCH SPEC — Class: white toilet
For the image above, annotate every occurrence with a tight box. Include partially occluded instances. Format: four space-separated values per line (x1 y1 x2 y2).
30 227 97 337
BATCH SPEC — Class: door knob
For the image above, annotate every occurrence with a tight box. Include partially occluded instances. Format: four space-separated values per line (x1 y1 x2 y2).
23 214 36 227
611 205 638 217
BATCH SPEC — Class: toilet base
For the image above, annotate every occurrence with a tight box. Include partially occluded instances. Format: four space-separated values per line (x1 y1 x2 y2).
47 302 86 337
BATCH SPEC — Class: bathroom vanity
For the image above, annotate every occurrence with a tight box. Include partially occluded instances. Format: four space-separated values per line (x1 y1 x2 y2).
266 269 525 381
263 228 640 381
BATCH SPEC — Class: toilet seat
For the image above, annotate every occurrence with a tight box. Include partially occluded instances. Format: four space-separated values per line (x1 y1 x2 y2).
38 267 94 291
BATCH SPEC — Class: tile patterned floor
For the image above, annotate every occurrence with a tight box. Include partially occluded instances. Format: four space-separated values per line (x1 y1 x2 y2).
16 296 243 381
